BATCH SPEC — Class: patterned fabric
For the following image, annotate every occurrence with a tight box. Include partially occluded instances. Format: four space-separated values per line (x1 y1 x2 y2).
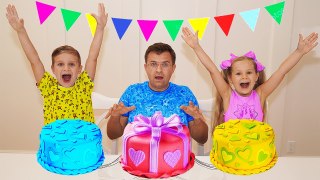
119 81 199 126
224 90 263 122
37 71 94 125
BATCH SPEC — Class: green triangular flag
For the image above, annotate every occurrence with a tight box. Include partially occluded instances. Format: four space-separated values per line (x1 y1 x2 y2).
265 1 285 24
163 20 183 41
61 8 81 31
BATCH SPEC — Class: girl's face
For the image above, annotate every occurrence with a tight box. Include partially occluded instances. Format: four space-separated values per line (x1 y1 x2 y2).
51 53 82 88
228 59 259 96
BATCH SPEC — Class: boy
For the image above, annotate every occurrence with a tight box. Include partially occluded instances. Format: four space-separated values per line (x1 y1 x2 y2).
6 3 108 125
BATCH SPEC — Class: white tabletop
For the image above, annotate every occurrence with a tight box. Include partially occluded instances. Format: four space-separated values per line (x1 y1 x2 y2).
0 152 319 180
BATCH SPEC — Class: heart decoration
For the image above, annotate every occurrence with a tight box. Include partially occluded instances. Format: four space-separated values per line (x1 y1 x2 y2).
242 123 256 129
244 133 259 140
49 151 60 162
258 150 268 162
236 146 252 162
129 148 145 167
164 150 181 168
221 147 235 164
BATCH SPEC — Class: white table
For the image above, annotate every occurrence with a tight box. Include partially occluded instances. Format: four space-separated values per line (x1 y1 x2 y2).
1 152 319 180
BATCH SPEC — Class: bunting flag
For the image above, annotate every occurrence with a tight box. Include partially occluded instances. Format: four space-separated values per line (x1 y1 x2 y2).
214 14 235 36
163 20 184 41
137 20 158 41
35 1 56 24
61 8 81 31
265 1 285 24
240 8 260 32
112 18 132 40
188 17 210 40
86 14 97 37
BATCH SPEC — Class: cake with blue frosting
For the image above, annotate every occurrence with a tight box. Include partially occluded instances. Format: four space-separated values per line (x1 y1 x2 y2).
37 119 104 175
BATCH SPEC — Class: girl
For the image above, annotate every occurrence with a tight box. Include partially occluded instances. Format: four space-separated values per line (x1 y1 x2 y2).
181 27 318 131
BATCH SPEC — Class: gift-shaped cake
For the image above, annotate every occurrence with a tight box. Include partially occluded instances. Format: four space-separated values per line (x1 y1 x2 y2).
121 111 195 178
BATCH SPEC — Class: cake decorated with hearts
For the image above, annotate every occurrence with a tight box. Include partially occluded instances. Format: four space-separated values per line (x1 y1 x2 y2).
121 111 195 178
210 119 277 175
37 119 105 175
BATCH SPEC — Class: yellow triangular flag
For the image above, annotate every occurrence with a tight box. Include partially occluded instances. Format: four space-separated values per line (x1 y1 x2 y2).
86 13 97 37
188 17 210 40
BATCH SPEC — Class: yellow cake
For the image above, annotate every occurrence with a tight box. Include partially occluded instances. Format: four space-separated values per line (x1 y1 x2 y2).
210 119 277 175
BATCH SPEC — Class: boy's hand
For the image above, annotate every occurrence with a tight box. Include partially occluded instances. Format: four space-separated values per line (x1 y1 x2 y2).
181 27 200 49
91 3 108 31
297 32 318 55
107 102 135 118
6 4 25 32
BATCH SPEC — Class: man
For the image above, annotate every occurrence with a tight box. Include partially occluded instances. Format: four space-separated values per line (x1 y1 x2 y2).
107 42 208 144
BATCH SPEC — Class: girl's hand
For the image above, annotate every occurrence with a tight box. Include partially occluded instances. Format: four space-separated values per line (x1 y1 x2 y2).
91 3 108 31
297 32 318 55
6 4 25 32
181 27 200 49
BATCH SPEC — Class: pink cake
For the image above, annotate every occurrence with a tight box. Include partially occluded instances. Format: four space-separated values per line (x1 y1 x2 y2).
121 111 195 178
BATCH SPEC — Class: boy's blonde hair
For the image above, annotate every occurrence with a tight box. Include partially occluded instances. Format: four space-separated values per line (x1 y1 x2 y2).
212 57 266 133
51 45 81 66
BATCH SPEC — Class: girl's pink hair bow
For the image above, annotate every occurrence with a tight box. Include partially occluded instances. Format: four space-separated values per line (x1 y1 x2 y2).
220 51 265 72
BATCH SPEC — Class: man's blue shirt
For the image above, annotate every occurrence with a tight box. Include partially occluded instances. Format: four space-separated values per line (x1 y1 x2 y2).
119 81 198 126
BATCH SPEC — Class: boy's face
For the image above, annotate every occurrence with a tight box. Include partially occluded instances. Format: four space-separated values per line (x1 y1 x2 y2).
51 53 82 88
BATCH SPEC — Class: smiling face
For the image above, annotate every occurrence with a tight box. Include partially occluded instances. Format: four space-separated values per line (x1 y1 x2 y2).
228 58 259 96
51 53 82 88
144 51 176 91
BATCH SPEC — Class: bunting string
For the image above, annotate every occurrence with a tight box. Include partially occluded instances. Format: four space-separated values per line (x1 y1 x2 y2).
35 1 285 41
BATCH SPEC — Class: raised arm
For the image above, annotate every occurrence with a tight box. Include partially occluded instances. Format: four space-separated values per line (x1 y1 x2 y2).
258 32 318 99
85 3 108 81
6 4 44 83
181 27 230 99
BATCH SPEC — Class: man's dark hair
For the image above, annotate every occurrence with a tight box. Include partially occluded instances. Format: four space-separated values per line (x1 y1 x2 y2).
144 42 176 64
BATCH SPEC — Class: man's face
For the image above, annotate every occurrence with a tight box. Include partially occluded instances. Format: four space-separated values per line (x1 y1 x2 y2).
144 51 176 91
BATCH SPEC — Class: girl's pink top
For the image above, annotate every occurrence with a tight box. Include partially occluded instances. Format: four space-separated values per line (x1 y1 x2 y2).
224 90 263 122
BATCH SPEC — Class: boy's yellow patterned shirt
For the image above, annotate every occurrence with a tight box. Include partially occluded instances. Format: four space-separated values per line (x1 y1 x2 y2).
38 71 94 125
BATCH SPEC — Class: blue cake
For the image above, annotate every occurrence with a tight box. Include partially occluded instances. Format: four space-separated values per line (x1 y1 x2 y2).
37 119 105 175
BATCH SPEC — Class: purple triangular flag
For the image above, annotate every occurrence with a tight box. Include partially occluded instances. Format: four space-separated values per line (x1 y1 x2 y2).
137 20 158 41
35 1 56 24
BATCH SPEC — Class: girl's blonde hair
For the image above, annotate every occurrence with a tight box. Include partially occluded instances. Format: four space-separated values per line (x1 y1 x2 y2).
212 57 266 133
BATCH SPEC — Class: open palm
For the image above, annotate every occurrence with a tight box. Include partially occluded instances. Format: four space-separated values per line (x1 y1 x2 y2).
297 32 318 55
6 4 24 32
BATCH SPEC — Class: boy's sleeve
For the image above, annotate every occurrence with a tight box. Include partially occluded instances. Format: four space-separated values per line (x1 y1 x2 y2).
119 85 133 117
37 72 55 97
79 71 94 93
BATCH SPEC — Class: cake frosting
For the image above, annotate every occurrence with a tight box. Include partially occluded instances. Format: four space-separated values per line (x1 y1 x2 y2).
121 112 195 178
37 119 104 175
210 119 277 175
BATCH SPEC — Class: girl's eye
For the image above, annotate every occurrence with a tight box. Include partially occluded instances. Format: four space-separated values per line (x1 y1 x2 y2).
247 71 252 74
58 63 63 66
236 73 241 75
70 63 75 66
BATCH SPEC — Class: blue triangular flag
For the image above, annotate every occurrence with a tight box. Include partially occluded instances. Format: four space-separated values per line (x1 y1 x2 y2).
112 17 132 40
240 8 260 31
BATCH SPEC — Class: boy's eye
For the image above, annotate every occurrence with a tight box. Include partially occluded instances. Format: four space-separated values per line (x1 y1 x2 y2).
58 63 63 66
69 63 75 66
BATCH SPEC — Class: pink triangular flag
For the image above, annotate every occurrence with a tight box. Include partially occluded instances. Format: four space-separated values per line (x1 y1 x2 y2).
137 20 158 41
36 1 56 24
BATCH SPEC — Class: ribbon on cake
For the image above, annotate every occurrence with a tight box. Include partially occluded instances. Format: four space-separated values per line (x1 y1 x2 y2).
122 111 189 173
